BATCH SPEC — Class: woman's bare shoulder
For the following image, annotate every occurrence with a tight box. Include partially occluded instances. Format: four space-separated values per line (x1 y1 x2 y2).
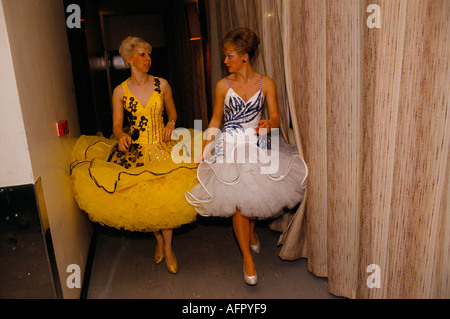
113 83 124 97
216 77 230 94
261 74 275 86
156 77 172 93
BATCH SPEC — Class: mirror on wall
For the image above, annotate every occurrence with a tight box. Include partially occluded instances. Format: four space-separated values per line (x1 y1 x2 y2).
0 181 62 299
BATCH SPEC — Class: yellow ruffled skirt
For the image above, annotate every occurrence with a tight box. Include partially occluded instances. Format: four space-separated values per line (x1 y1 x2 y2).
70 131 201 232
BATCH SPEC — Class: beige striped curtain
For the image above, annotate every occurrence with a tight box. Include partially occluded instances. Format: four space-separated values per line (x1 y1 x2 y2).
206 0 449 299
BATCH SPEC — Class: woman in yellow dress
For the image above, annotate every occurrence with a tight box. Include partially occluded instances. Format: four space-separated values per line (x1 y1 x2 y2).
70 36 198 274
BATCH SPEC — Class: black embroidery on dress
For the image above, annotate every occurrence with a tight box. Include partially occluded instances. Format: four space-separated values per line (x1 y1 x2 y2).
117 157 131 169
108 143 144 169
124 109 137 127
128 97 138 112
138 116 149 131
128 143 143 160
154 78 161 93
130 129 140 141
126 109 137 125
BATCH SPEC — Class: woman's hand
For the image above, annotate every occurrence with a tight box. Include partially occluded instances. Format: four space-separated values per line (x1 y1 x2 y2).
256 120 271 135
196 154 204 167
118 134 132 152
162 121 175 142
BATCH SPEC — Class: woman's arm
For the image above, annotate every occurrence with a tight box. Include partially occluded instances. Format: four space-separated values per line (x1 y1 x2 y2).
160 78 177 142
201 79 228 162
112 85 132 152
257 76 280 134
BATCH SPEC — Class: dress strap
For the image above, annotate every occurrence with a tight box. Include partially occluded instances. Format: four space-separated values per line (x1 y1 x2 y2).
153 76 162 93
122 80 130 94
225 74 263 89
225 76 232 88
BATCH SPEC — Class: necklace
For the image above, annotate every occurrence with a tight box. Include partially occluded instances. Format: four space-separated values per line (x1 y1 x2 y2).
130 75 149 86
242 86 249 101
239 75 257 101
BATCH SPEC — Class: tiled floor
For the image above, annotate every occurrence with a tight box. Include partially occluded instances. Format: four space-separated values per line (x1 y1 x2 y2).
85 216 338 299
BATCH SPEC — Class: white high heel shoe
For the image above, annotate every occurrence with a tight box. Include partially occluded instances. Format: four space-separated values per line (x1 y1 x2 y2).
244 263 258 285
250 234 261 254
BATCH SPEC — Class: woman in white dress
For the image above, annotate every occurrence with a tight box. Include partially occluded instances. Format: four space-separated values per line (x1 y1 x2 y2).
186 28 307 285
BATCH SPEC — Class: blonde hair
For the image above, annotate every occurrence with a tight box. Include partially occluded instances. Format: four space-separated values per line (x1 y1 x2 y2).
119 36 152 68
221 28 260 60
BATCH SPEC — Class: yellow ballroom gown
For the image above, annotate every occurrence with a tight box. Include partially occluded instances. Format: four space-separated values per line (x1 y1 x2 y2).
70 77 199 232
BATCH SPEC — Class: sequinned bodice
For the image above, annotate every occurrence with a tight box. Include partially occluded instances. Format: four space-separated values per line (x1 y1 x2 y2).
109 77 176 168
211 75 266 163
222 75 264 134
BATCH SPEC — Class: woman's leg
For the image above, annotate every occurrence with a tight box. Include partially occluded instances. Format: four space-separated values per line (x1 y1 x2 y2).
233 209 256 277
249 218 260 253
162 228 178 273
153 230 164 263
250 219 258 246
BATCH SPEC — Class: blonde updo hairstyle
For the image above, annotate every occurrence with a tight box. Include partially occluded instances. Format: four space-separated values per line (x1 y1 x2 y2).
221 28 260 61
119 36 152 68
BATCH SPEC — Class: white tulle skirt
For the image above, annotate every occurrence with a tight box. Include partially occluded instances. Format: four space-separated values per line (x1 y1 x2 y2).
185 135 308 220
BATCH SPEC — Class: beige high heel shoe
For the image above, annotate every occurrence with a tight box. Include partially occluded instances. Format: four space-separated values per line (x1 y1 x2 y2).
250 233 260 254
243 263 258 285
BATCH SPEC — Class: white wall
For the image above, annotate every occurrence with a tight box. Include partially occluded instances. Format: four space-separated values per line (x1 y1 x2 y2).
0 1 33 187
1 0 92 298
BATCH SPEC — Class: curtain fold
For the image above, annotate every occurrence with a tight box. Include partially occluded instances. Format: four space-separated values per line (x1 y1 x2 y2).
206 0 449 299
275 0 327 274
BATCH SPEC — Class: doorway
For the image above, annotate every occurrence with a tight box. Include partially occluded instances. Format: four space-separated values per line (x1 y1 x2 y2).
64 0 209 137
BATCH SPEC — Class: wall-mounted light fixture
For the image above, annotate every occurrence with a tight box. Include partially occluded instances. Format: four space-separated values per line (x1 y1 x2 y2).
185 2 201 41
